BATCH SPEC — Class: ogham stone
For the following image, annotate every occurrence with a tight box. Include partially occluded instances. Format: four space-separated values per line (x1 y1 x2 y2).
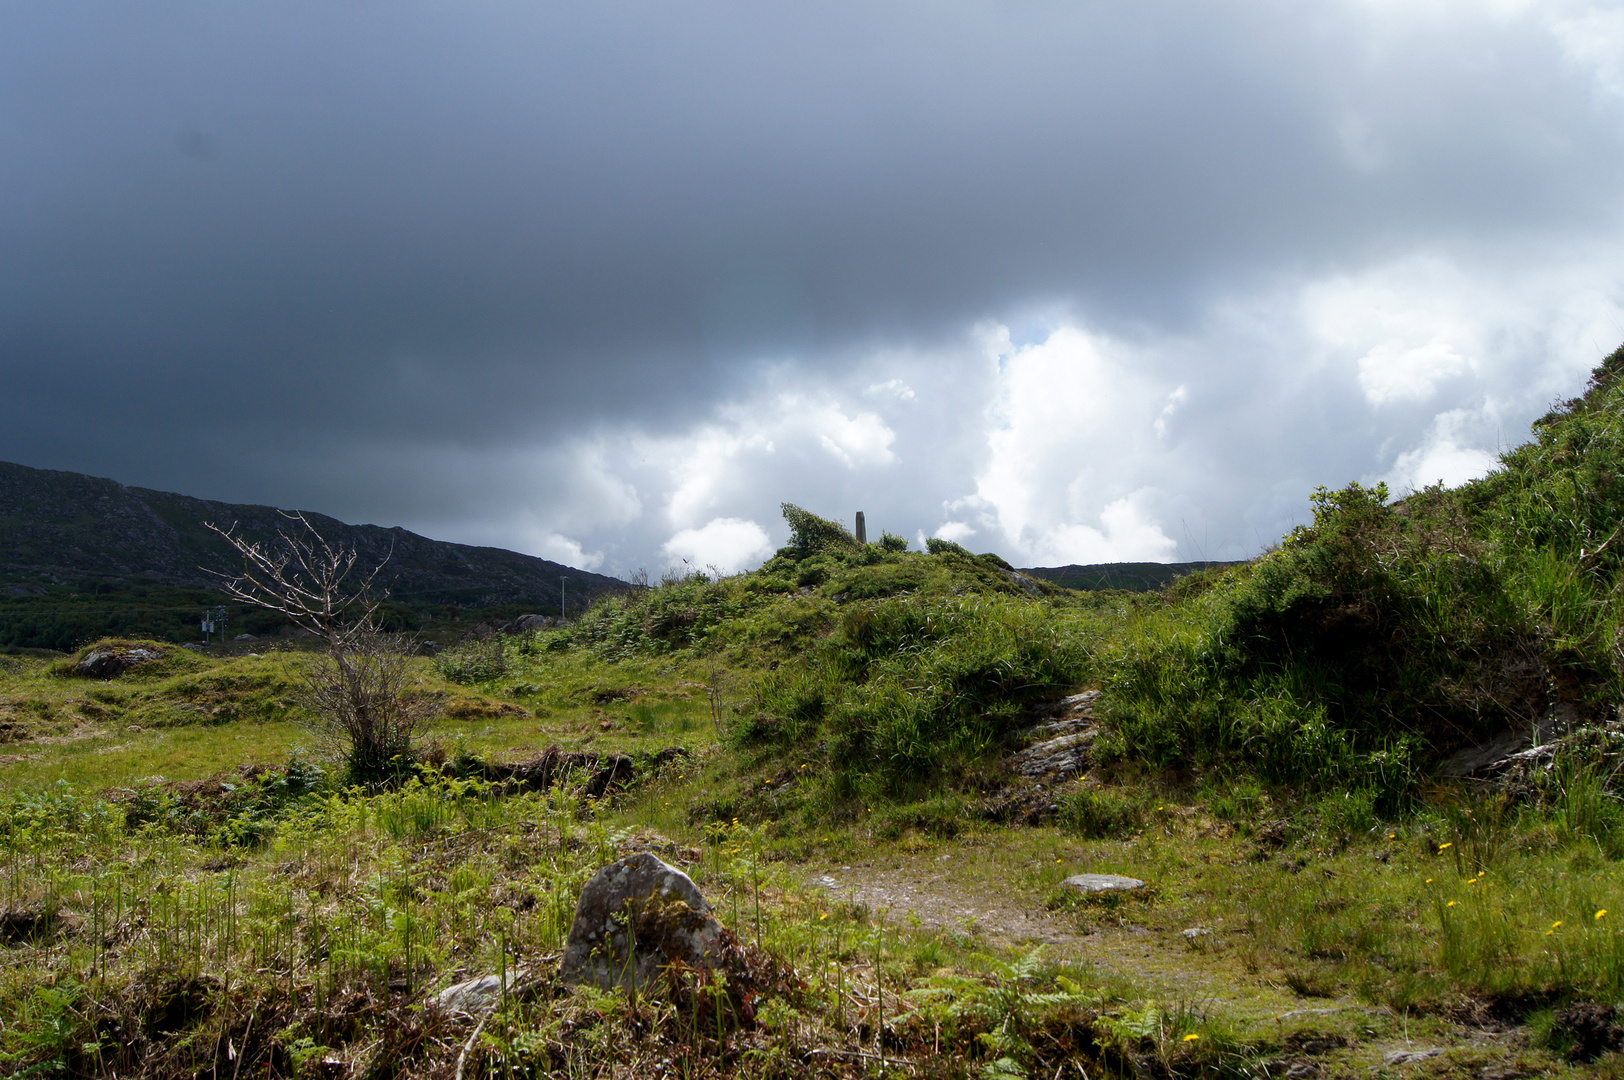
561 853 726 992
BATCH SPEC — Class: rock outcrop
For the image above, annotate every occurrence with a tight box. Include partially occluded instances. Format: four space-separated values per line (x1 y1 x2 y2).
435 969 530 1017
1008 691 1099 780
74 645 164 678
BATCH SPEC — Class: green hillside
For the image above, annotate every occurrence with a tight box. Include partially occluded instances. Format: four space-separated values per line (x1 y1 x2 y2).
0 460 629 650
5 354 1624 1078
1021 561 1244 592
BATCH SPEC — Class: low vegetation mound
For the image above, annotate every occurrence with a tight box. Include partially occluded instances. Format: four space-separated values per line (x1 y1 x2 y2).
51 637 206 681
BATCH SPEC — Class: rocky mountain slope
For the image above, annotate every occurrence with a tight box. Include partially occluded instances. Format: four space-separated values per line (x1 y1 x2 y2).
0 460 627 609
1020 560 1242 591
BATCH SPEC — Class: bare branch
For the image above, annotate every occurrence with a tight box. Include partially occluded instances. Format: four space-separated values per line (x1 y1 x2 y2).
204 513 393 656
201 514 423 778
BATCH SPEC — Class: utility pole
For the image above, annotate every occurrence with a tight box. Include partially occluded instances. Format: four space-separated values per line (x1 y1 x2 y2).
561 575 566 620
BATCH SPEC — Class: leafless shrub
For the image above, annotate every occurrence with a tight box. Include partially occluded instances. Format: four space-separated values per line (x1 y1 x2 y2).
299 635 437 773
205 512 436 776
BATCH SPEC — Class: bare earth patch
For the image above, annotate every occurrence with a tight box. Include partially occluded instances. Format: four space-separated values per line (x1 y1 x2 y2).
801 840 1544 1077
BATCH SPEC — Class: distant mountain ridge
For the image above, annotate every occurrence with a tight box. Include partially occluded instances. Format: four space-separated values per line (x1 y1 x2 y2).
1020 560 1245 592
0 460 627 609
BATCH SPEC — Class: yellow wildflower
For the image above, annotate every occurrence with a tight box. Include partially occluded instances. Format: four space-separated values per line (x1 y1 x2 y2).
1553 921 1564 929
1438 842 1453 851
1598 910 1609 920
1183 1034 1200 1043
1447 900 1457 908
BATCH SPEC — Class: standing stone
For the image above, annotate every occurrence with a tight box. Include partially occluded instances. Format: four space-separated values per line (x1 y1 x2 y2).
855 511 867 545
560 853 726 992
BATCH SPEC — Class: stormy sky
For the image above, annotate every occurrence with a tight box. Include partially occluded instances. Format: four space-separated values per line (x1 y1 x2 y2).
4 1 1624 576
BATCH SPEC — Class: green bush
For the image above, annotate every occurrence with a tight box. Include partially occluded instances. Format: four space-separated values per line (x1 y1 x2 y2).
433 636 509 683
780 503 859 557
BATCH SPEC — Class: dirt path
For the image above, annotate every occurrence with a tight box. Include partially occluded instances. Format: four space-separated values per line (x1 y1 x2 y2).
800 845 1544 1078
807 856 1252 1003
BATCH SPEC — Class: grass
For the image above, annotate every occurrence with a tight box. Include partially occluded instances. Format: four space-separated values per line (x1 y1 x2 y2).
4 735 1618 1077
10 355 1624 1074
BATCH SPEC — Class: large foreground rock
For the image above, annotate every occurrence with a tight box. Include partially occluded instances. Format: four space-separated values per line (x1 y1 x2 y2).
561 853 726 992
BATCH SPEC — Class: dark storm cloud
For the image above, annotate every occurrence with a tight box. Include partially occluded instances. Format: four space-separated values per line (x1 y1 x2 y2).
2 1 1622 565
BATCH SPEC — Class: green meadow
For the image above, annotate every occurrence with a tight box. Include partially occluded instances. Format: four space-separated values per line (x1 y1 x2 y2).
9 350 1624 1077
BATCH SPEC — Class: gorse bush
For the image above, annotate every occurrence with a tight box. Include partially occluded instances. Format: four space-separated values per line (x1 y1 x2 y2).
569 571 776 658
1096 481 1540 802
1089 343 1624 803
568 504 1060 664
779 503 859 557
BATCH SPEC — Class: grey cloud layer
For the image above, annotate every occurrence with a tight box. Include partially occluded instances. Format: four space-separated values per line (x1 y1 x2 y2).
2 1 1621 569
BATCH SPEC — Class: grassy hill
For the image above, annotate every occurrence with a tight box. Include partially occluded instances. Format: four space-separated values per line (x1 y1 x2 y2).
5 353 1624 1077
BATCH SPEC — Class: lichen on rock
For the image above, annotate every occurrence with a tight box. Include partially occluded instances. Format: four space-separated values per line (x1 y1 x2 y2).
560 852 726 992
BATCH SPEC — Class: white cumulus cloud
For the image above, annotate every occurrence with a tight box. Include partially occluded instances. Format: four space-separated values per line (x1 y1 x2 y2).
1381 408 1502 493
661 518 774 575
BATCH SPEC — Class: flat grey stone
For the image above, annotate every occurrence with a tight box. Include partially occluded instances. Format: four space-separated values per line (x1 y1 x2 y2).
561 853 725 992
1181 927 1213 940
1062 873 1145 894
435 968 528 1016
1384 1049 1444 1066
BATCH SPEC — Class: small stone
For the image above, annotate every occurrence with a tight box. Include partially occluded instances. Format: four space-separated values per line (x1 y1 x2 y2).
435 969 528 1016
1384 1049 1443 1066
1062 873 1146 894
561 853 726 992
1181 927 1213 940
